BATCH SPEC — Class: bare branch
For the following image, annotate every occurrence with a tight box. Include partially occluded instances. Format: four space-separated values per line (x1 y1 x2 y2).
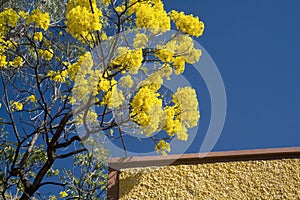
55 148 88 159
39 181 67 188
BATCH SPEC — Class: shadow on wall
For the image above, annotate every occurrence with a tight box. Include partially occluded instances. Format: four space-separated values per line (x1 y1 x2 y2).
119 171 142 198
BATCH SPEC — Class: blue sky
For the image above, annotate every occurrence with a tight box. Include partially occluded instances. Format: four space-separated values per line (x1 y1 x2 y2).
163 0 300 152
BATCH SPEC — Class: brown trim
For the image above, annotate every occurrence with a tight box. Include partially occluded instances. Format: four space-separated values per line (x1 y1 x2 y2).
107 167 119 200
109 147 300 169
107 147 300 199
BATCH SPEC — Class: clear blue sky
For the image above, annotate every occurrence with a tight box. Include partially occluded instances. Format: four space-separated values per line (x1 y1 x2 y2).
163 0 300 152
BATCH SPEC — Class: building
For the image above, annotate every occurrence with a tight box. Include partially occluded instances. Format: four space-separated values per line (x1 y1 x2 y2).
108 147 300 199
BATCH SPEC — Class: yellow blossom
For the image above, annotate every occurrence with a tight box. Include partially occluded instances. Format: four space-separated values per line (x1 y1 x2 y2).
1 8 19 28
170 10 205 37
172 87 200 128
102 86 125 108
155 140 170 155
111 47 143 74
47 69 69 83
69 96 76 104
134 33 148 48
0 54 7 68
66 0 102 40
160 87 200 141
98 78 116 93
75 110 98 125
39 49 53 61
59 191 68 198
8 56 23 68
173 56 185 74
26 9 50 30
13 56 23 67
163 106 181 135
67 52 92 81
27 95 37 103
115 5 126 13
0 8 19 38
33 32 43 41
12 101 23 111
102 0 110 6
101 33 107 40
155 49 174 63
18 11 28 19
119 75 133 88
155 35 202 74
130 0 170 33
110 129 114 135
130 86 162 129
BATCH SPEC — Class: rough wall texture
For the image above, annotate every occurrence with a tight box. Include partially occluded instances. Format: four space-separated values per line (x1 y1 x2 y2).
119 158 300 199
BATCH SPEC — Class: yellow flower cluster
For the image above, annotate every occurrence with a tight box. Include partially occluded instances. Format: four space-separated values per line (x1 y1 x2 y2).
161 87 199 141
173 56 185 74
111 47 143 74
39 49 53 61
59 191 68 198
47 69 69 82
0 8 19 68
129 0 170 33
0 54 7 67
172 87 200 128
75 110 98 125
134 33 148 48
102 0 110 6
33 32 43 41
101 32 108 40
102 86 125 108
26 9 50 30
130 85 162 129
64 52 124 109
8 56 23 68
0 40 17 68
12 101 23 111
128 64 200 138
170 10 205 37
155 49 174 63
115 5 126 13
155 35 202 74
0 8 19 36
27 95 37 103
47 51 124 109
66 0 102 40
47 56 82 83
163 106 182 135
155 140 170 156
72 52 98 100
119 75 133 88
98 77 123 108
142 71 164 91
66 54 90 82
18 11 28 19
98 77 116 92
68 96 76 105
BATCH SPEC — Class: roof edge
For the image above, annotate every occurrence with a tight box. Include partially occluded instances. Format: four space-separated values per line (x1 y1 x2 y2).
108 147 300 170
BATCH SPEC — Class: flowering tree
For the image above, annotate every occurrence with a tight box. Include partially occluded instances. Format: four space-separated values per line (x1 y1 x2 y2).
0 0 204 199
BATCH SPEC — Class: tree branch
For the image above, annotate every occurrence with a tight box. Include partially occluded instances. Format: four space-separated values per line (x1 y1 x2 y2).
53 136 82 149
55 148 88 159
39 181 67 188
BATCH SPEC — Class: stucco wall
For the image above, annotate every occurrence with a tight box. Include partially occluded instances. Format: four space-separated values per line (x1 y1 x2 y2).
119 158 300 199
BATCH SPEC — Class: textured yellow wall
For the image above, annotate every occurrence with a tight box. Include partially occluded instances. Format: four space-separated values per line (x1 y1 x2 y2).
119 158 300 199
